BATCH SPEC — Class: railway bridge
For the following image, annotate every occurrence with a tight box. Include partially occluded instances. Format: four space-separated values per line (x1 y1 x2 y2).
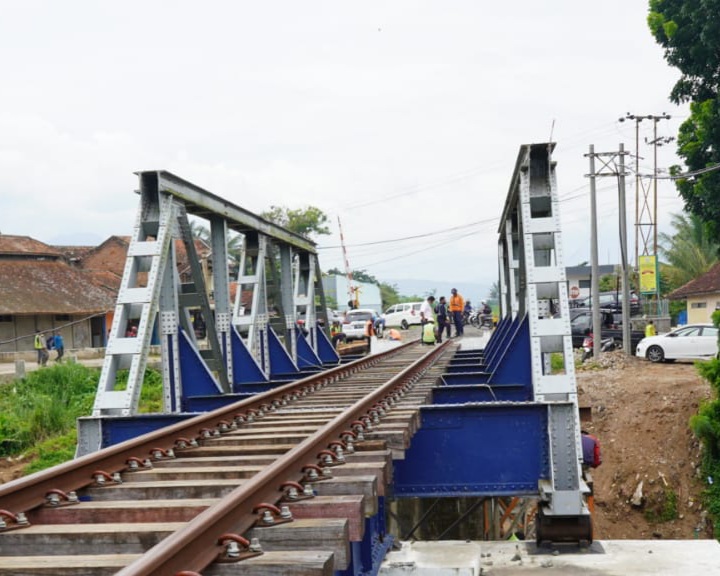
0 144 615 574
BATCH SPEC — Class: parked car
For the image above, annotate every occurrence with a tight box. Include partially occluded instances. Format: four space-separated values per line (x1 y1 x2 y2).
381 302 423 330
568 308 644 353
342 309 376 340
574 291 641 315
636 323 719 363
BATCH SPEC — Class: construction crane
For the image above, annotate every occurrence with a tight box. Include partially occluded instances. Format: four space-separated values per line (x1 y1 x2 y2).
337 216 359 309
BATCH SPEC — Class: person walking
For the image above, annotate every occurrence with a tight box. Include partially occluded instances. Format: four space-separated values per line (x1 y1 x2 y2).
53 332 65 362
434 296 450 343
34 331 45 365
645 320 656 338
449 288 465 337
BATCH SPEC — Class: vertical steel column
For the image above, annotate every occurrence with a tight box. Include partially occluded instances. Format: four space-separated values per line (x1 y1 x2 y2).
210 216 233 383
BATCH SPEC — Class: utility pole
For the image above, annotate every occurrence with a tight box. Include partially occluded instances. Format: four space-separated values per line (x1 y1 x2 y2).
587 145 601 360
585 145 631 356
618 112 671 265
618 144 631 354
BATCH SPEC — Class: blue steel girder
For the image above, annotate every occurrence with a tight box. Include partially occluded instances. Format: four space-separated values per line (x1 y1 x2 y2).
393 402 552 497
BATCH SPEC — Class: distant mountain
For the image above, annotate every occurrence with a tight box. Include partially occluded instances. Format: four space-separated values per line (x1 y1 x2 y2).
384 278 491 304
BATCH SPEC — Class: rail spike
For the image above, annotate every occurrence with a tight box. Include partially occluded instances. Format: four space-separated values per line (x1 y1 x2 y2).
0 509 30 531
280 480 314 501
215 533 264 563
252 502 293 526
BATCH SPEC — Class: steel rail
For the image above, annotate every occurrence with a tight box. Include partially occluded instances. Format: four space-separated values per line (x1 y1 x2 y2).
0 340 419 515
118 340 451 575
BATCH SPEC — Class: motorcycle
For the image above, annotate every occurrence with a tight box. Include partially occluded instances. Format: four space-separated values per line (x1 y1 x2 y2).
581 334 617 362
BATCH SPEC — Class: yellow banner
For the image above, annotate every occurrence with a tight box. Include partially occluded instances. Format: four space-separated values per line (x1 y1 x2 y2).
639 255 658 294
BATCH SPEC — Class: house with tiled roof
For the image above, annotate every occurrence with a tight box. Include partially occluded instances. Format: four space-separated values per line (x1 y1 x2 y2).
0 232 220 354
668 261 720 324
0 235 116 353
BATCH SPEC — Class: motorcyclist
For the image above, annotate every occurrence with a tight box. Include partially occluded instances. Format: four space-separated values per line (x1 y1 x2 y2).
463 300 473 324
480 300 492 327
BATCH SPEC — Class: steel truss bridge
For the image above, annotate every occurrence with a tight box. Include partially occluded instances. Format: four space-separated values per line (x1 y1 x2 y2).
0 143 591 575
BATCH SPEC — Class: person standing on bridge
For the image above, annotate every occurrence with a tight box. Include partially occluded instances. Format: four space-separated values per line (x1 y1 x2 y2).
421 318 436 345
419 296 436 326
449 288 465 337
434 296 450 343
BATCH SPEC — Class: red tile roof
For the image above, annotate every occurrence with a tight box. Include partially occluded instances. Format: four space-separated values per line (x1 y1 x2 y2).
0 235 62 258
668 261 720 299
0 260 115 315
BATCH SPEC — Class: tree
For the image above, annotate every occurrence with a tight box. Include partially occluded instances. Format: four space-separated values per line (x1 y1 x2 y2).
379 282 400 309
648 0 720 104
189 219 209 242
648 1 720 243
489 281 500 300
659 212 719 289
261 205 330 239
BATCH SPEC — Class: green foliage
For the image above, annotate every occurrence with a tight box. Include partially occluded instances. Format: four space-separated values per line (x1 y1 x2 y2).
549 352 566 374
261 205 330 238
114 369 164 414
0 363 164 472
659 212 720 289
23 432 78 475
598 273 619 292
0 363 97 457
689 307 720 538
648 0 720 103
649 0 720 245
379 282 400 309
644 488 679 523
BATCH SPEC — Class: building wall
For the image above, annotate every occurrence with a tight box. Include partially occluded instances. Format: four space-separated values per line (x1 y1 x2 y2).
687 294 720 324
0 315 95 352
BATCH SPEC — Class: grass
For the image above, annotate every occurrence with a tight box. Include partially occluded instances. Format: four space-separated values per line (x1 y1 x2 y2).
644 488 679 523
0 362 165 475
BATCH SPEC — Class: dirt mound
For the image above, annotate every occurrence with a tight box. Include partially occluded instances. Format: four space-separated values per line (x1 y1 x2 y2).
578 352 714 539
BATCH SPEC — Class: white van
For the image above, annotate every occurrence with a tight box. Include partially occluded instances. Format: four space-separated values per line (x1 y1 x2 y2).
381 302 423 330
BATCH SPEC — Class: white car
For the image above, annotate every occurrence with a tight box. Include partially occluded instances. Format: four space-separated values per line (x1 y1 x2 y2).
381 302 423 330
636 323 719 362
342 309 376 340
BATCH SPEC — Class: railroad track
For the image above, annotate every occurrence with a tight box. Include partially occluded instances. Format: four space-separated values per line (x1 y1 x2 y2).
0 339 456 575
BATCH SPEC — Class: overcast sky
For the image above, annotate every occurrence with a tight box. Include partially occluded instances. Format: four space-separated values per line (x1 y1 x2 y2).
0 1 687 295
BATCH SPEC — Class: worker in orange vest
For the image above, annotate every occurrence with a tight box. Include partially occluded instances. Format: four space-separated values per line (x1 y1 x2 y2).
364 318 375 347
448 288 465 337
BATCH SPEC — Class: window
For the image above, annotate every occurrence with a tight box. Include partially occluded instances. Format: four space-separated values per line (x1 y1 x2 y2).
675 327 701 337
703 327 719 338
691 302 708 309
578 279 590 289
0 315 12 322
55 314 71 321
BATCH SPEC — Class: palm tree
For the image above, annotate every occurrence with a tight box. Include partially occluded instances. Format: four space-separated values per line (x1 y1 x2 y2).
659 212 719 289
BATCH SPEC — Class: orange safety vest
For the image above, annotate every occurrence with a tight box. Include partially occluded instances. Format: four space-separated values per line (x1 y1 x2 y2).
449 294 464 312
364 319 375 337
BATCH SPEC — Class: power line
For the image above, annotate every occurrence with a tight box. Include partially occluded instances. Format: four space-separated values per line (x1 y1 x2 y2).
317 217 496 250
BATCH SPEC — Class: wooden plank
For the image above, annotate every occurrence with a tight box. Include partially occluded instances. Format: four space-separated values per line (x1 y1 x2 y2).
28 498 217 524
248 518 349 570
310 475 378 516
206 550 334 576
0 522 185 555
289 495 365 541
0 554 140 575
